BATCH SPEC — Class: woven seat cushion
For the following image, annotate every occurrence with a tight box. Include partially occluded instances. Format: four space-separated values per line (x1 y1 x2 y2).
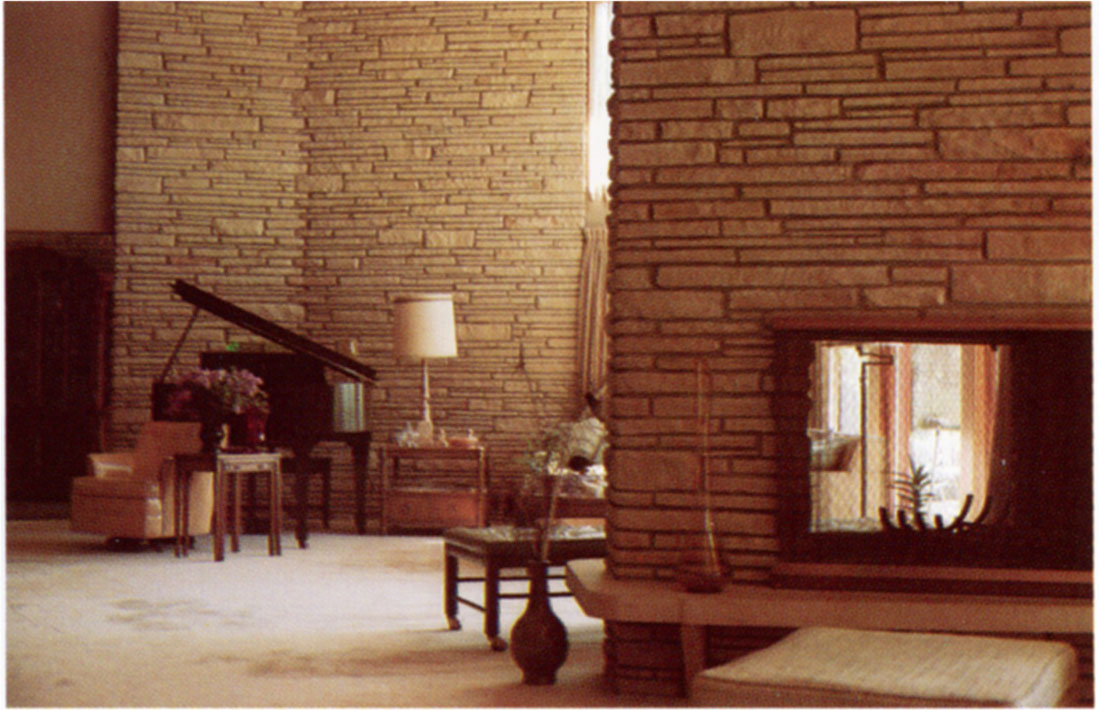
691 627 1077 707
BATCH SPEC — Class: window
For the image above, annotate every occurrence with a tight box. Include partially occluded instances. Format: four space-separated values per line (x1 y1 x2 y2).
586 1 612 201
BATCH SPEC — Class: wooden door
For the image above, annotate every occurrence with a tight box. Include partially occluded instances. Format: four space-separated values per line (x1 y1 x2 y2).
6 247 109 502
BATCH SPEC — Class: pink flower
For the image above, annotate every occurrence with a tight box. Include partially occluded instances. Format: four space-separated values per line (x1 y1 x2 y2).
169 367 270 415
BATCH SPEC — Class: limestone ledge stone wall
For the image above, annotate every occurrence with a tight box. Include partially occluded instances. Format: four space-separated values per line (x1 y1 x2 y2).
605 1 1091 581
114 1 588 517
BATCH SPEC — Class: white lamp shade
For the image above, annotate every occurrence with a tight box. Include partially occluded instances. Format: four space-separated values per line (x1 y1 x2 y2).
393 293 458 361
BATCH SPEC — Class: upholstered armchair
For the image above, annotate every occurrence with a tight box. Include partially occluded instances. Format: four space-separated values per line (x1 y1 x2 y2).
71 421 214 547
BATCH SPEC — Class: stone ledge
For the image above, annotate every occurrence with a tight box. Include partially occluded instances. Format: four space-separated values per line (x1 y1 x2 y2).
565 558 1092 634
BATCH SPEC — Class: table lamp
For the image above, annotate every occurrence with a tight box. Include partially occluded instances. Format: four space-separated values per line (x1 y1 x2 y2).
393 293 457 444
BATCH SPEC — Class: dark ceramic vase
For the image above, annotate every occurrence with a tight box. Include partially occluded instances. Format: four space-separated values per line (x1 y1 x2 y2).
509 562 568 685
228 409 267 450
199 412 224 453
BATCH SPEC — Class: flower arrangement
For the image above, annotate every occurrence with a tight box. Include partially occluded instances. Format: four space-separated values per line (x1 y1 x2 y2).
166 367 270 418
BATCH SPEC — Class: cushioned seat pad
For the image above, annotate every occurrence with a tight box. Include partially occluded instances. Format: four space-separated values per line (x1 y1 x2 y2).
691 626 1077 707
72 476 159 499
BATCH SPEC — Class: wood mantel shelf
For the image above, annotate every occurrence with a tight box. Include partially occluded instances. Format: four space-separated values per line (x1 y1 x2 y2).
766 312 1091 333
565 558 1092 694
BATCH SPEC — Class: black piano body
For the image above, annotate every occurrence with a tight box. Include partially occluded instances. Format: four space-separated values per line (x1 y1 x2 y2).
155 280 377 545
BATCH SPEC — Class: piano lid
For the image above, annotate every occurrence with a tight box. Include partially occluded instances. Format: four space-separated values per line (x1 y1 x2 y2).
171 279 377 384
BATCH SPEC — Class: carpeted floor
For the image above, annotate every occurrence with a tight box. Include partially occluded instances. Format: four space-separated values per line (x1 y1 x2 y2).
7 519 685 708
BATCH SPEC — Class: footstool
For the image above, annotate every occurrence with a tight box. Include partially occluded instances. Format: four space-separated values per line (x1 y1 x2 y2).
443 524 606 651
691 626 1078 707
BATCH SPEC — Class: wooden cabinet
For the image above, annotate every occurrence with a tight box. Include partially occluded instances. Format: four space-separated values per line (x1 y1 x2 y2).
379 445 488 534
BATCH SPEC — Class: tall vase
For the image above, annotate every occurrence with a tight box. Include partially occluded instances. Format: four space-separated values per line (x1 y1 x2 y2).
677 359 726 594
509 562 568 685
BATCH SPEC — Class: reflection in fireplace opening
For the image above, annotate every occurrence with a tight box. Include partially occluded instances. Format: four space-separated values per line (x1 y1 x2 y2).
809 342 1001 534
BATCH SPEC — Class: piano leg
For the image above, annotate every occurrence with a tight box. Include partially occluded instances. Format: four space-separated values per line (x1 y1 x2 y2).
349 435 372 535
291 445 312 549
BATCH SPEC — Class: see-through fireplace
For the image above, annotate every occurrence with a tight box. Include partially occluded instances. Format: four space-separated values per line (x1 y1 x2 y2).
770 319 1091 598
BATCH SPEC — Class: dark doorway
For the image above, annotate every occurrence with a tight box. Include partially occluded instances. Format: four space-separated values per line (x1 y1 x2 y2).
7 246 110 504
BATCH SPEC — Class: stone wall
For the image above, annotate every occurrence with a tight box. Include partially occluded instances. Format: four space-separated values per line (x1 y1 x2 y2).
605 0 1091 584
113 1 589 517
603 2 1090 696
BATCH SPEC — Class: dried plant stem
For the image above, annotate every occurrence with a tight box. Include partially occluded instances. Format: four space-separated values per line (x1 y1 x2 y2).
540 474 563 563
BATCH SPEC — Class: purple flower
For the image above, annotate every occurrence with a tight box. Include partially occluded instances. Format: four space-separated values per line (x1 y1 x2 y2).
169 367 270 415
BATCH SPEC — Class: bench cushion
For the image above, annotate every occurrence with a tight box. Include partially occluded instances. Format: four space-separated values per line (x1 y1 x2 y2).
691 626 1077 707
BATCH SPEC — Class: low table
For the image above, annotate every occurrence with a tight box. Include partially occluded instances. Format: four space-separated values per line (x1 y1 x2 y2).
443 525 606 651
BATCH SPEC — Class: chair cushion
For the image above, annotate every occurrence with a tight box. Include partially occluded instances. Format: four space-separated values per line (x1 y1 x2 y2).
72 476 160 499
691 627 1077 707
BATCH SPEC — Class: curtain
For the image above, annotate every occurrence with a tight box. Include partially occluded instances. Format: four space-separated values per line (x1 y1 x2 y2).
959 344 999 523
578 226 609 407
984 345 1014 525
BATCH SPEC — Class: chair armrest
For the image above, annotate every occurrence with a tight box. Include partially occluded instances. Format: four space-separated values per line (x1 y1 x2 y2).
88 452 135 478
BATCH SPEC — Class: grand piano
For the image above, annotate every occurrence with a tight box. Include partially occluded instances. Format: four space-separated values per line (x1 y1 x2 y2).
155 279 377 547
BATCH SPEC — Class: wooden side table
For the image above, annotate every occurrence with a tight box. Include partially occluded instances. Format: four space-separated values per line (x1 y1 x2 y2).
173 451 283 561
379 445 488 535
217 451 283 560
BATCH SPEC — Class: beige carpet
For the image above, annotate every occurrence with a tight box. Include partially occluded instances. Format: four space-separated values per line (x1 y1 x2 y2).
7 519 684 708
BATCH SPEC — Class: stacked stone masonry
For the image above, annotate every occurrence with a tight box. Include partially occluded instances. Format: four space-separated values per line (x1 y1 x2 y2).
113 1 589 516
606 1 1090 584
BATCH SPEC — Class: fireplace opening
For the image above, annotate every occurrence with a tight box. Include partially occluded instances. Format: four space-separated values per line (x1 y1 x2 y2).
772 325 1091 596
809 341 1002 534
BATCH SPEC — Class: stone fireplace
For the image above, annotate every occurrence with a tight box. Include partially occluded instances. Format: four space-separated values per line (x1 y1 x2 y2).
597 2 1092 698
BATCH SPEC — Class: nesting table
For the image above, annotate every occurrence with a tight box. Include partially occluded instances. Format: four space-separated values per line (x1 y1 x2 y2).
174 450 284 561
443 524 607 651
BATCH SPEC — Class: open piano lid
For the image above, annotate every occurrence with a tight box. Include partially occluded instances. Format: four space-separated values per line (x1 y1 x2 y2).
168 279 377 384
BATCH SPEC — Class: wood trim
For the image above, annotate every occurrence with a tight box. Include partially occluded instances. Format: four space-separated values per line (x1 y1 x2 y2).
771 561 1093 599
767 313 1092 334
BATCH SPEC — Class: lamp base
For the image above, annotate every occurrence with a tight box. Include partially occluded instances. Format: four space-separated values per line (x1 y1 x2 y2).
414 417 435 446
